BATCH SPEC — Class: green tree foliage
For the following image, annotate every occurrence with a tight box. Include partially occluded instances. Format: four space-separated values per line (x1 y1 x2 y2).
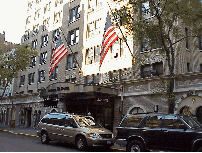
112 0 202 113
0 43 37 98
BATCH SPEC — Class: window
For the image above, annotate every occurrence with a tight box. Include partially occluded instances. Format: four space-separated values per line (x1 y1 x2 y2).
144 115 163 128
185 28 189 49
187 62 191 72
85 76 93 85
88 0 102 12
87 22 95 38
32 40 37 48
200 64 202 72
19 75 25 86
86 48 94 65
54 11 62 24
129 107 144 114
68 28 79 45
64 118 77 127
40 52 47 65
69 6 81 23
93 74 100 84
199 36 202 50
95 45 100 63
121 115 145 127
141 38 150 51
50 67 58 80
141 1 151 19
53 29 60 42
164 115 184 129
38 70 45 82
41 34 49 47
43 19 50 30
141 64 151 78
153 62 163 76
66 53 77 70
28 73 35 84
30 56 36 67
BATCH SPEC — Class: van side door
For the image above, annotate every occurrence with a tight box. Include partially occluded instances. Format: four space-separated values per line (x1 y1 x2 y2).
57 116 78 144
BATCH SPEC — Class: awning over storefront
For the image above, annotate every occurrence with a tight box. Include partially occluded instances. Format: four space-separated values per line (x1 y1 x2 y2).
40 82 118 99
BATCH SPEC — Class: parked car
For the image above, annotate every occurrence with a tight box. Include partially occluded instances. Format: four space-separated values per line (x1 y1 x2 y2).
116 114 202 152
37 113 114 151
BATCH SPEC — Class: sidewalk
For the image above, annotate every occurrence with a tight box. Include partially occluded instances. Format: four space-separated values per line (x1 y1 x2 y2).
0 123 125 151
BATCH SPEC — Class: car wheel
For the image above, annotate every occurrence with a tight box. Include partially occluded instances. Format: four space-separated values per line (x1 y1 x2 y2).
41 132 49 144
127 140 145 152
196 147 202 152
76 136 87 151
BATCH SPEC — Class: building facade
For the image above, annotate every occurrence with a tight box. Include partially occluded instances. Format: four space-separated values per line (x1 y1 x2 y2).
1 0 202 135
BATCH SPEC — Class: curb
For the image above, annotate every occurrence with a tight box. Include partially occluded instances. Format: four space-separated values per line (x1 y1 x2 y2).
0 128 40 138
0 128 125 151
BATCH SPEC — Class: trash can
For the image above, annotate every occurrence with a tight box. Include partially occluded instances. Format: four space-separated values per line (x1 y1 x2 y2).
10 120 15 128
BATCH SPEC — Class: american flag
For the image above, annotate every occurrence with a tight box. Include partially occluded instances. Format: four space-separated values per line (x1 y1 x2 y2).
99 12 119 69
49 32 68 77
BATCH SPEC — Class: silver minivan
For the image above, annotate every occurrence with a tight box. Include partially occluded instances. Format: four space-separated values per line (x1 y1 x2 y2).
36 113 115 151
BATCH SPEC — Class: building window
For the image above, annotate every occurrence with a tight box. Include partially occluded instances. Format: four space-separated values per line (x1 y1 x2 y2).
199 36 202 50
85 75 93 85
50 67 58 80
141 1 151 19
19 75 25 87
32 39 37 48
95 45 101 63
42 18 50 30
66 53 77 70
153 62 163 76
88 0 102 13
86 47 94 65
30 56 36 67
41 34 49 47
187 62 191 72
200 64 202 72
141 64 151 78
185 28 189 49
68 28 79 45
93 74 100 84
141 38 150 52
40 52 47 65
69 6 81 23
54 11 62 24
53 29 60 42
38 70 45 82
28 73 35 85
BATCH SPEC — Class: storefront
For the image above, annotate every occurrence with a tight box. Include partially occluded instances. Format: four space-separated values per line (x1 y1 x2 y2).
40 83 118 132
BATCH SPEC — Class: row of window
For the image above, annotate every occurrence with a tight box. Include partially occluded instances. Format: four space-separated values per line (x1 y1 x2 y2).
31 28 79 48
19 67 58 86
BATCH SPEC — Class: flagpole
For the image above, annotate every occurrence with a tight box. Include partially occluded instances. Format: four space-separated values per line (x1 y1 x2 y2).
59 27 82 72
106 2 134 61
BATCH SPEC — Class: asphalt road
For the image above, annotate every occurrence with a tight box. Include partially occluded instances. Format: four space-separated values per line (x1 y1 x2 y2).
0 131 115 152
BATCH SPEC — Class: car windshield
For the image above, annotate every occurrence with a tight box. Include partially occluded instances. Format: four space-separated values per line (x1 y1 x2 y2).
181 115 202 129
74 116 101 127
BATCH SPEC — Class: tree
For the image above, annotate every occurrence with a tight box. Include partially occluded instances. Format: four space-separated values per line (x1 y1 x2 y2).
112 0 202 113
0 43 37 99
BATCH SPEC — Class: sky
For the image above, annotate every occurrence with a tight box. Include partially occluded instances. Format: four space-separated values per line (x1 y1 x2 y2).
0 0 28 44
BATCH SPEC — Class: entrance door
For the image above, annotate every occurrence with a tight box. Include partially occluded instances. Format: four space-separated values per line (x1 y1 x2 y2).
27 110 32 127
196 107 202 124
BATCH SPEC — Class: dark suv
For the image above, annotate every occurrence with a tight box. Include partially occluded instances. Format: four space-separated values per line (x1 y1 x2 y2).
116 114 202 152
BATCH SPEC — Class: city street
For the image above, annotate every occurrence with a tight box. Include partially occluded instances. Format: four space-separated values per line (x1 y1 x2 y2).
0 131 119 152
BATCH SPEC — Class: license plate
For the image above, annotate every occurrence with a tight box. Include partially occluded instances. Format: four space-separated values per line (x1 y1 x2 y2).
107 141 111 144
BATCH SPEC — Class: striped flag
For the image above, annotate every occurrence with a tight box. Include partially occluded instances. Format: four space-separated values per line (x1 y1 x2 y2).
99 11 119 69
49 32 68 77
